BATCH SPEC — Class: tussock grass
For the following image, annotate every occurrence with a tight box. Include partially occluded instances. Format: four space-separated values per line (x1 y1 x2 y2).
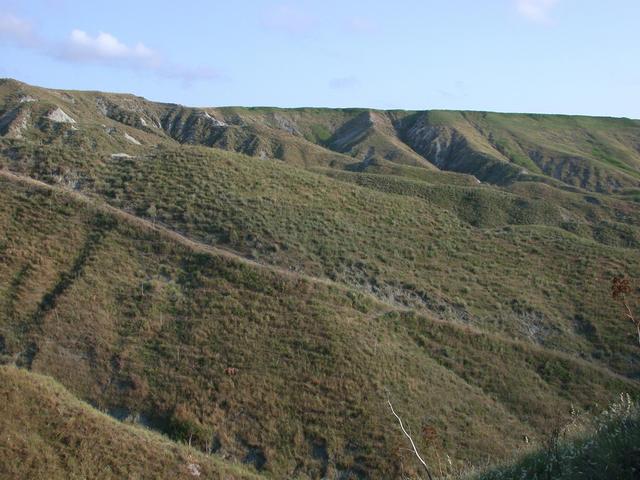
0 365 262 479
1 174 638 477
1 78 640 478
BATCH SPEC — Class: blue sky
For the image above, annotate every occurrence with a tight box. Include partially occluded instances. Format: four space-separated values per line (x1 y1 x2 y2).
1 0 639 117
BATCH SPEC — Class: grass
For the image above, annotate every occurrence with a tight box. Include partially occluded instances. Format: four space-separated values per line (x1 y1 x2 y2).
7 143 636 372
319 169 640 247
1 78 640 478
0 365 262 480
1 172 638 478
467 394 640 480
3 78 640 191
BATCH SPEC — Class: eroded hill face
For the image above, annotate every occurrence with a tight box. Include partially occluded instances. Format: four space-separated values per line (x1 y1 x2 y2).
2 78 640 191
1 79 639 479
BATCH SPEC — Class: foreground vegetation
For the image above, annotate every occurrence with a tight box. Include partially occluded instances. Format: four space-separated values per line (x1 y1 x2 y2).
0 365 261 479
470 394 640 480
1 171 637 478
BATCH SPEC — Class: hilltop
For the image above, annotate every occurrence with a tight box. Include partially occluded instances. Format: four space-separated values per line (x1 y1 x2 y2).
2 78 640 191
1 79 639 478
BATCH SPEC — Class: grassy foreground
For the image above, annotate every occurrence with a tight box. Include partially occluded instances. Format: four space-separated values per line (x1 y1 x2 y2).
1 170 638 478
0 365 261 480
468 394 640 480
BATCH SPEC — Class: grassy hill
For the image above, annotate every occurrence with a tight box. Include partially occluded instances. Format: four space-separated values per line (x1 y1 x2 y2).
0 365 261 480
1 79 639 478
2 78 640 191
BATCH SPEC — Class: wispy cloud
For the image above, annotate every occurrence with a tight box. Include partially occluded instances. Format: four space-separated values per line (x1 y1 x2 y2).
0 13 219 84
0 13 39 47
516 0 560 23
329 76 359 89
262 4 316 35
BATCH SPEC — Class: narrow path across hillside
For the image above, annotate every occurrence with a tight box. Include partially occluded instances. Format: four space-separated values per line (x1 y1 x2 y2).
1 168 636 386
0 169 392 305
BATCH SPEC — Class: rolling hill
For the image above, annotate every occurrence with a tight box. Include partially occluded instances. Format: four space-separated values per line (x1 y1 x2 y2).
1 78 639 478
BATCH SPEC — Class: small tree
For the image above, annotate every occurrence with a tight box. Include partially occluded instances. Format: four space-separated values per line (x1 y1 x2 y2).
611 276 639 346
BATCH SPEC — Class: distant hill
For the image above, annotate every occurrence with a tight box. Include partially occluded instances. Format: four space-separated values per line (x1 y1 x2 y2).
2 78 639 191
1 79 639 478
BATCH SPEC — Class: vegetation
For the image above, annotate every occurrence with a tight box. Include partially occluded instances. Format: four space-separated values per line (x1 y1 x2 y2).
612 276 640 345
0 79 639 478
468 394 640 480
0 365 261 479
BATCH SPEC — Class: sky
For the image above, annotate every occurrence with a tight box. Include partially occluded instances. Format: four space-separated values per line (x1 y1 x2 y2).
0 0 639 117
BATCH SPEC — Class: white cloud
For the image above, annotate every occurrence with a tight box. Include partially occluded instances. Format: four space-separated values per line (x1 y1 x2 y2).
0 13 218 84
65 30 156 62
516 0 559 23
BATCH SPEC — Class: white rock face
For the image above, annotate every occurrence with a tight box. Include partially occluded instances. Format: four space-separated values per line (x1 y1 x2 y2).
124 132 141 145
19 95 37 103
202 111 227 127
46 108 76 124
111 153 133 159
16 111 30 137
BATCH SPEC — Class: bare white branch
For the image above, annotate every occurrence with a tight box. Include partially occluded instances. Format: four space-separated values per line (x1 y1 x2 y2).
387 395 434 480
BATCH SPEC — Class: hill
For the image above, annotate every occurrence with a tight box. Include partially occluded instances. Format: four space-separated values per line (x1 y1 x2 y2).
0 365 261 479
2 78 640 191
1 79 639 478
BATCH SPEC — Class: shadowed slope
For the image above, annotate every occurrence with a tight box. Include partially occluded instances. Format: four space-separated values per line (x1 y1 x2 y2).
0 365 262 480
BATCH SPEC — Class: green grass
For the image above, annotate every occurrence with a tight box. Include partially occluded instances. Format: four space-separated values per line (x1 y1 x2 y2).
3 141 640 372
320 169 640 246
49 148 640 355
1 78 640 478
468 395 640 480
3 78 640 191
0 170 638 478
0 365 262 480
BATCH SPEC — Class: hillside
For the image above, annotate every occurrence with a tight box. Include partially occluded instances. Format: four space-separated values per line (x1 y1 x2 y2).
0 365 261 480
1 79 639 478
2 78 640 191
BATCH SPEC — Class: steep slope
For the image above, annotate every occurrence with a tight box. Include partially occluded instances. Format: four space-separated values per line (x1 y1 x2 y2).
3 78 640 192
4 142 640 373
399 110 640 191
0 365 260 480
160 104 354 168
1 78 640 478
325 110 436 168
1 172 638 478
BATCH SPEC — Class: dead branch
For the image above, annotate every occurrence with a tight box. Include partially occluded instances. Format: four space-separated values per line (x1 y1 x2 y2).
612 276 639 346
387 395 434 480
